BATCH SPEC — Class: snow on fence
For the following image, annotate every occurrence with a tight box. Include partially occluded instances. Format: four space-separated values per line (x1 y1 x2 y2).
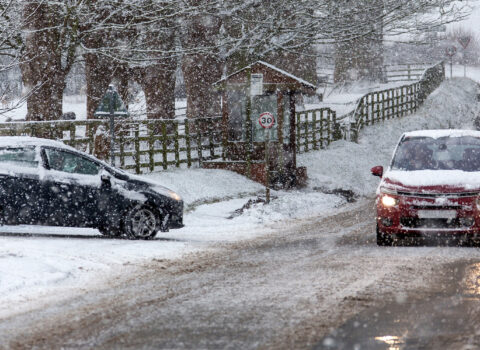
296 61 445 150
0 117 223 174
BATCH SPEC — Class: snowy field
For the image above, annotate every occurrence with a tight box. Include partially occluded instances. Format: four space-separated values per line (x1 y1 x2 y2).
0 77 479 318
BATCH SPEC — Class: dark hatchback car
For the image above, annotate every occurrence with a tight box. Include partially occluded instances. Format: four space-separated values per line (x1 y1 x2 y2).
0 137 183 239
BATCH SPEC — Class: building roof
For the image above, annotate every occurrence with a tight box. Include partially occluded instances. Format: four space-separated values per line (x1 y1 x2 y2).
214 61 317 91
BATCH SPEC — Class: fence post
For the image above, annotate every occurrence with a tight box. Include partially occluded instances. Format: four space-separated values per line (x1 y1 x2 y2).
208 122 215 159
185 119 192 167
119 133 125 168
312 111 318 150
304 113 309 152
296 113 301 153
134 129 141 174
148 123 155 172
319 111 324 148
174 122 180 167
196 121 203 166
161 122 168 170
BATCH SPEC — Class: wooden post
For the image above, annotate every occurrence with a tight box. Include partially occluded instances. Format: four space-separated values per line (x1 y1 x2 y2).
265 130 270 204
277 90 285 175
162 122 168 170
304 112 309 152
185 119 192 167
289 91 297 169
246 69 252 179
134 129 141 174
221 90 228 161
319 111 324 148
296 113 301 153
119 133 125 168
147 123 155 172
196 121 203 166
174 122 180 167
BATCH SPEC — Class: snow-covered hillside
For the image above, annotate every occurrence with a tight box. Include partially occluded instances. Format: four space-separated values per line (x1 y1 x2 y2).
0 77 478 318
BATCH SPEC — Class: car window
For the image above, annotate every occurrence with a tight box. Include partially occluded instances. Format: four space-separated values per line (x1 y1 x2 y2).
392 136 480 171
44 148 100 175
0 147 38 168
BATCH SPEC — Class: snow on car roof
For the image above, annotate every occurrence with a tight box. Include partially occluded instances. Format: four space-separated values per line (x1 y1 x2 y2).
403 129 480 139
0 136 76 151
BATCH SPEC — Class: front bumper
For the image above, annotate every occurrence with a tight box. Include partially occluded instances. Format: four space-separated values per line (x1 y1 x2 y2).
376 192 480 238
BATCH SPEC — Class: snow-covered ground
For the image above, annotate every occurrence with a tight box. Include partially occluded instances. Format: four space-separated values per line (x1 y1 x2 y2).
0 77 478 318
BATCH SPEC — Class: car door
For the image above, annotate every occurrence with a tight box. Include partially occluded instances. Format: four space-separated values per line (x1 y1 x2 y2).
0 146 44 225
42 147 106 227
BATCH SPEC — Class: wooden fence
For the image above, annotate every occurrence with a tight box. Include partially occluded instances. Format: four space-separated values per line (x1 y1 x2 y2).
0 62 445 173
295 108 338 153
0 117 223 174
317 62 435 84
296 61 445 149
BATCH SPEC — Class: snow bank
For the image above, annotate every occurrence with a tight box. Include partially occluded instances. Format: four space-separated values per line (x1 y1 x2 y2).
298 78 480 196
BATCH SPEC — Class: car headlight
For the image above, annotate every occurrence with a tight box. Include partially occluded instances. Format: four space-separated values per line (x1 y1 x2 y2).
168 191 182 202
381 194 398 207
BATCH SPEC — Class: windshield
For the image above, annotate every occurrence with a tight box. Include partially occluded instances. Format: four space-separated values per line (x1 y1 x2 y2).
391 135 480 171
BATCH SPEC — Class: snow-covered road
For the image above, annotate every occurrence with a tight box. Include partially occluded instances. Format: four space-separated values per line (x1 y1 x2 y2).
2 199 480 349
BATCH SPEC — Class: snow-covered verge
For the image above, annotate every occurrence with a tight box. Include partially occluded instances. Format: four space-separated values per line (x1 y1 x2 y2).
299 77 480 196
0 77 478 318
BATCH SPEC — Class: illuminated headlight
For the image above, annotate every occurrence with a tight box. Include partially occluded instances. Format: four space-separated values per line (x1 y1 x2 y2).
168 191 182 201
381 194 398 207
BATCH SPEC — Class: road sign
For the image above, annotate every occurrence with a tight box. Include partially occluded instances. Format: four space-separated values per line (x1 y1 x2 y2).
93 85 129 166
94 85 129 118
445 46 457 57
258 112 275 129
458 36 471 50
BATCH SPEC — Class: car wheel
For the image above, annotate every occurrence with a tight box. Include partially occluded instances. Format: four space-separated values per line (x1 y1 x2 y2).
124 205 160 240
376 225 393 246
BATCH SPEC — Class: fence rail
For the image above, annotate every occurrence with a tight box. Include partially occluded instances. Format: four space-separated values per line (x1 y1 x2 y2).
317 63 435 84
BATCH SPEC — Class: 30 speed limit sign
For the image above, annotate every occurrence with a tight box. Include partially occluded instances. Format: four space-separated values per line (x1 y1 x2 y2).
258 112 275 129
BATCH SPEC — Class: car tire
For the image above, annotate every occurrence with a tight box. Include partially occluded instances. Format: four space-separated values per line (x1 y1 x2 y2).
376 225 393 246
123 205 160 240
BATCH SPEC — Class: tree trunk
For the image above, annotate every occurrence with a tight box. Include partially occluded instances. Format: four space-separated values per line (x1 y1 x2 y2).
181 12 223 119
333 0 385 83
20 2 67 121
135 62 176 119
84 53 115 120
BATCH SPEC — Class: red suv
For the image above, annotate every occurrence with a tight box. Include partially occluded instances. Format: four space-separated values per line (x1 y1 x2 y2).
372 130 480 246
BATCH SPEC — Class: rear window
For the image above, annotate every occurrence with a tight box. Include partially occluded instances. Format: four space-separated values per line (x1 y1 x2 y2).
0 147 38 168
392 136 480 171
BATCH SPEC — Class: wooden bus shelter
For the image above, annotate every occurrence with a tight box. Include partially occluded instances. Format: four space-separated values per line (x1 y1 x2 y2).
204 61 317 188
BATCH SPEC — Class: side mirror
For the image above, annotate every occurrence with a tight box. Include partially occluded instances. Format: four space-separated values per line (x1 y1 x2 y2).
100 174 111 188
371 166 384 177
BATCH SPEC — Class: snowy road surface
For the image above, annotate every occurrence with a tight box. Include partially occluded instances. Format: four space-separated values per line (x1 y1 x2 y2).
4 198 480 349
